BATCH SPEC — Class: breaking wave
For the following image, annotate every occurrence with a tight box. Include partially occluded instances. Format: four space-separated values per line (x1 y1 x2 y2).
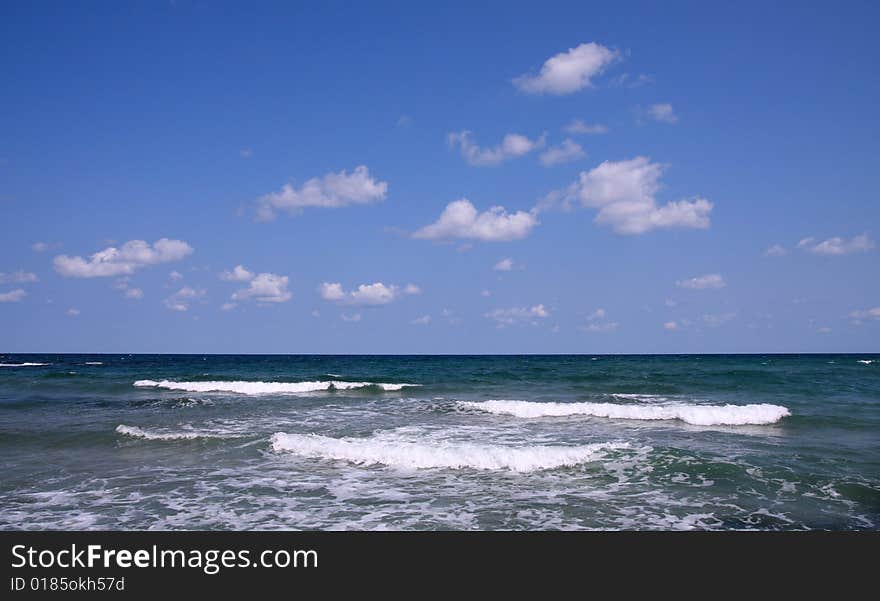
270 431 628 472
133 379 418 394
460 400 790 426
115 424 237 440
0 363 49 367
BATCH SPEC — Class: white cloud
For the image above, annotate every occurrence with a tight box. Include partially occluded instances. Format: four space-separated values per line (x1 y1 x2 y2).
539 139 586 166
169 270 183 281
412 315 432 325
220 265 254 282
448 131 544 166
66 308 80 316
221 303 237 311
255 166 388 221
0 288 26 303
481 289 491 297
320 281 419 306
240 148 253 159
585 307 617 331
0 271 38 284
513 42 619 95
164 287 205 312
564 120 608 135
764 244 787 257
31 242 50 252
647 103 678 123
54 238 193 278
663 321 679 330
677 274 726 290
797 234 874 256
585 321 619 332
702 312 736 327
493 258 514 271
485 304 549 326
341 313 361 322
124 287 144 300
318 282 346 301
543 157 712 235
849 307 880 322
588 308 606 320
231 273 291 304
413 199 538 242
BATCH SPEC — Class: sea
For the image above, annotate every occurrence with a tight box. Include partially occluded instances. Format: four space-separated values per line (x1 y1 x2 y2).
0 354 877 530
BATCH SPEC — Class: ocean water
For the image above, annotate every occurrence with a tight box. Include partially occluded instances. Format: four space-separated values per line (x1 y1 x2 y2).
0 354 878 530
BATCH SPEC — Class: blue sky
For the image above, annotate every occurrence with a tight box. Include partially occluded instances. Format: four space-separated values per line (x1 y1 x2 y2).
1 1 878 353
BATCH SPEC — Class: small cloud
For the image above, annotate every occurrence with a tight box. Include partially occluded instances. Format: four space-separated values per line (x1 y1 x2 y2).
481 289 491 297
319 282 418 306
413 199 538 242
539 139 586 166
66 307 80 316
54 238 193 278
0 271 38 284
124 287 144 300
797 234 874 256
647 103 678 123
677 274 726 290
169 270 183 281
664 298 677 307
0 288 26 303
341 313 362 322
164 287 206 312
849 307 880 323
493 258 514 272
702 312 736 327
486 304 549 326
231 273 291 304
220 265 255 282
412 315 432 325
240 148 253 159
513 42 619 95
448 130 545 166
564 120 608 135
585 321 619 332
584 308 617 332
255 166 388 221
31 242 52 252
221 302 237 311
663 321 679 330
816 326 832 334
587 308 606 321
396 114 413 127
764 244 788 257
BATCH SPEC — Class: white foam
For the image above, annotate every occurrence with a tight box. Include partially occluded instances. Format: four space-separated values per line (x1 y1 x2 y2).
271 432 627 472
0 362 49 367
115 424 234 440
857 360 874 365
133 379 418 394
84 362 103 365
461 400 791 426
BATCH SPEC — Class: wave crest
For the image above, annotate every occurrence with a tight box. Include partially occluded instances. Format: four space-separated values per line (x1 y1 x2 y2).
116 424 234 440
460 400 790 426
0 362 49 367
270 432 627 472
133 379 418 394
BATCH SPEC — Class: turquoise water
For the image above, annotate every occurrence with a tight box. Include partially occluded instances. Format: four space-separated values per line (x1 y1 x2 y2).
0 354 878 530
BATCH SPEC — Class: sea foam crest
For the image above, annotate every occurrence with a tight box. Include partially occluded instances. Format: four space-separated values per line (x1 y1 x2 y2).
0 362 49 367
270 432 627 472
133 379 418 394
461 400 791 426
116 424 234 440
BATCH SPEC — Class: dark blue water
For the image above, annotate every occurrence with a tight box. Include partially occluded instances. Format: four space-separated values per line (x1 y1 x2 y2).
1 354 878 530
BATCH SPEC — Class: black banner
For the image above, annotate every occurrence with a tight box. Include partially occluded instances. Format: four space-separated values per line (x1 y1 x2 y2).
1 532 875 595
